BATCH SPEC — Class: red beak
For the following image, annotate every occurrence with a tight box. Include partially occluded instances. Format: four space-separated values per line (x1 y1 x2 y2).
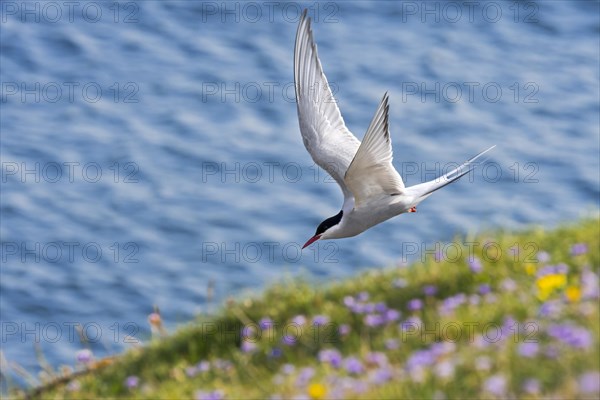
302 234 321 249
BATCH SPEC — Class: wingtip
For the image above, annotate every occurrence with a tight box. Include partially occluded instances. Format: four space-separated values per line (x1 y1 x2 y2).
482 144 496 155
301 8 310 28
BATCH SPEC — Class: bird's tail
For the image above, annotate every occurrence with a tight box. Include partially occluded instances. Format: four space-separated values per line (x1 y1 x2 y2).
405 145 496 205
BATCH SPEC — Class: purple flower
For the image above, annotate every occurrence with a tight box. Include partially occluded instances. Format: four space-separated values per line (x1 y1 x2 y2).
582 268 600 299
483 374 507 396
338 324 351 336
578 371 600 394
430 341 456 356
478 284 491 295
241 325 258 339
475 356 491 371
318 348 342 368
384 309 401 322
434 359 454 379
501 278 517 292
434 250 443 262
423 285 437 296
198 360 210 372
343 357 364 375
548 324 592 349
195 390 224 400
385 339 399 350
365 352 388 367
369 367 393 385
364 314 384 327
241 340 257 353
400 316 422 331
281 364 295 375
282 334 297 346
393 278 408 288
374 302 387 313
406 349 435 371
468 257 483 273
186 365 198 377
500 316 517 342
407 298 423 311
518 342 539 358
544 344 560 359
363 303 376 313
340 377 368 393
76 349 93 364
295 367 315 386
537 251 550 263
523 378 540 394
357 291 369 302
312 315 329 326
343 296 355 307
269 347 282 358
555 262 569 274
125 375 139 389
439 293 466 315
213 359 232 370
66 380 81 391
536 265 558 277
571 243 588 256
349 302 366 314
539 300 563 318
291 315 307 326
259 317 273 330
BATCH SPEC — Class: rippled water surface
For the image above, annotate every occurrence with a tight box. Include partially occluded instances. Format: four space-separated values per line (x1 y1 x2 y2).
1 1 599 378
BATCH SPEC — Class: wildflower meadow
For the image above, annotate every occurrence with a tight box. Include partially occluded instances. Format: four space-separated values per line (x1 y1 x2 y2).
10 218 600 399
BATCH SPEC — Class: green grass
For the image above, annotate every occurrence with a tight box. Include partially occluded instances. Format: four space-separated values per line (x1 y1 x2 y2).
11 218 600 399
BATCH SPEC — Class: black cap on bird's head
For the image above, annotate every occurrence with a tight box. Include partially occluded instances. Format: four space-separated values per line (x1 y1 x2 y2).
302 210 343 249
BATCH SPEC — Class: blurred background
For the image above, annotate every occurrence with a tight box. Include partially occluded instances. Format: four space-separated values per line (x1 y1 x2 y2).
1 0 598 380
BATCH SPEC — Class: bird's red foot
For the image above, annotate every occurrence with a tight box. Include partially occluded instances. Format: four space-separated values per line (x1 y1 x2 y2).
408 206 417 213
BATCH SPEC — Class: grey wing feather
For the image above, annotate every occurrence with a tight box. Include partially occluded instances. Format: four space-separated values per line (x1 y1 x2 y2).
294 10 360 205
344 93 405 206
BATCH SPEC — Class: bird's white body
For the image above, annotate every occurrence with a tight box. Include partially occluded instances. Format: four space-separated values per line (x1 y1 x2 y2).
329 195 420 239
294 11 495 246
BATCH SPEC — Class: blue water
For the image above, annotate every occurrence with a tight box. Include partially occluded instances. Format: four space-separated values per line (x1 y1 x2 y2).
1 0 598 383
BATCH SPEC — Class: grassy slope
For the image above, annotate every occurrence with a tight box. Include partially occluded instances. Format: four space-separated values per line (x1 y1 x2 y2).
16 218 600 399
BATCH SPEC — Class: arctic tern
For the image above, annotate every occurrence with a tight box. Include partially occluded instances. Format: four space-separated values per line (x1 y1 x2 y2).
294 10 495 249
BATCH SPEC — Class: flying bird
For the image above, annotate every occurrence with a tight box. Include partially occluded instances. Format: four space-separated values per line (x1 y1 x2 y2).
294 10 495 249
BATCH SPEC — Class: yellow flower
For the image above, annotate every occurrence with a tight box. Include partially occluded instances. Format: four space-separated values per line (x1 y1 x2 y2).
537 274 566 291
536 274 567 300
524 263 536 275
565 286 581 302
308 383 327 399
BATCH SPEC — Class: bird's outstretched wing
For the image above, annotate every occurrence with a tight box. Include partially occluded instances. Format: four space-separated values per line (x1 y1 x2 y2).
294 9 360 209
344 93 405 207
